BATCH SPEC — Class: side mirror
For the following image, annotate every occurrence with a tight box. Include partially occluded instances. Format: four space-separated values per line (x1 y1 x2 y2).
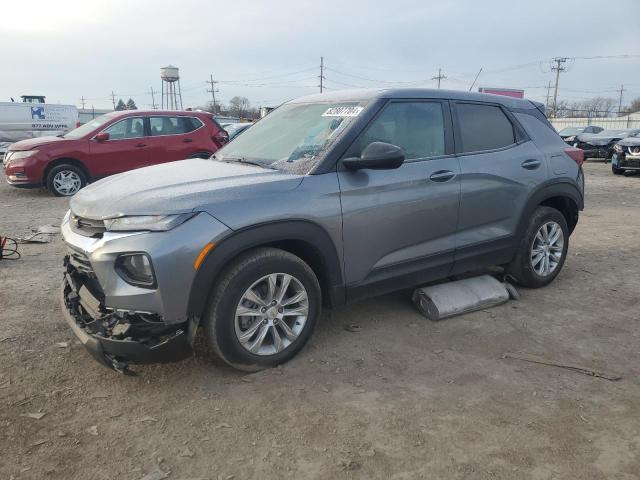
342 142 405 170
94 132 110 141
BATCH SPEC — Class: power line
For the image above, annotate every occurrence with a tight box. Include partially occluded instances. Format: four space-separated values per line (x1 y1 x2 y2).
110 91 116 109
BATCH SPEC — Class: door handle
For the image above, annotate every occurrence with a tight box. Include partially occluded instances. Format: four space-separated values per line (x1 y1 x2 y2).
135 143 147 148
182 138 193 143
429 170 455 182
521 159 541 170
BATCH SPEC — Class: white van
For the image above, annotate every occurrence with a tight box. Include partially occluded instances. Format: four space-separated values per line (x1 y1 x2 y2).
0 102 78 152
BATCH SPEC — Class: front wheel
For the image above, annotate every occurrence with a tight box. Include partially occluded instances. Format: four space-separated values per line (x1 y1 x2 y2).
202 248 321 371
612 164 625 175
508 206 569 288
46 164 87 196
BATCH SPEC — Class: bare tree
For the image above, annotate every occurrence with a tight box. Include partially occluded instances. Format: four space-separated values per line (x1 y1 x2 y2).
228 96 251 118
620 97 640 115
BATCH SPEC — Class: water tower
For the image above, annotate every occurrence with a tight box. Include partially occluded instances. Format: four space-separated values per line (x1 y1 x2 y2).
160 65 183 110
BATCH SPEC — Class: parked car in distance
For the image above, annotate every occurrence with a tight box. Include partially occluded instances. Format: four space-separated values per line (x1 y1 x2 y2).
225 122 253 140
612 131 640 175
3 110 229 196
573 128 640 160
557 125 603 143
60 88 584 373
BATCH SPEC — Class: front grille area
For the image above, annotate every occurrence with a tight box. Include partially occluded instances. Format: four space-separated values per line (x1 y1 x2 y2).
66 244 94 274
70 213 106 237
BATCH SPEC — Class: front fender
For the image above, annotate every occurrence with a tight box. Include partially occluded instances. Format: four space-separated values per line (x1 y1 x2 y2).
187 220 345 320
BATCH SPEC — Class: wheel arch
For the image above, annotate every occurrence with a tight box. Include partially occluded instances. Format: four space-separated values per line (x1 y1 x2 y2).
42 157 90 184
517 180 583 238
187 220 345 321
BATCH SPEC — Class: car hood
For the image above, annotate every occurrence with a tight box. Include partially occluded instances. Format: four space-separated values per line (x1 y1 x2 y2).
70 159 304 220
617 136 640 147
8 136 76 151
577 133 626 145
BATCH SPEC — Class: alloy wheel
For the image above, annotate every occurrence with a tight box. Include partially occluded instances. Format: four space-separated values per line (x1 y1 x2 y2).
234 273 309 356
530 221 564 277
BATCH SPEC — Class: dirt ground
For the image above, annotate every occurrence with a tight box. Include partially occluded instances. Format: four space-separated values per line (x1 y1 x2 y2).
1 162 639 480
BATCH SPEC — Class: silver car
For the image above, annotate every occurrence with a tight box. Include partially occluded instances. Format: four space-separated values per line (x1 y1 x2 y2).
60 88 585 373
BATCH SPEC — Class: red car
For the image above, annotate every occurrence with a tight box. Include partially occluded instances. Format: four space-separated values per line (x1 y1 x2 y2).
2 110 229 196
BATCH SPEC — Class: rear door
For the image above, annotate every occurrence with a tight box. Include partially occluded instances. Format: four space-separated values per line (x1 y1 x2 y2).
88 116 149 176
451 101 547 272
146 115 206 165
338 100 460 298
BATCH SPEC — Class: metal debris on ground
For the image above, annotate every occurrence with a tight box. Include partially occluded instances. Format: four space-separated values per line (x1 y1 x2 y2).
20 412 46 420
502 352 622 381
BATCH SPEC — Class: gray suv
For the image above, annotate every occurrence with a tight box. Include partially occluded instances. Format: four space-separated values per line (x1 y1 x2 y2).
60 89 585 373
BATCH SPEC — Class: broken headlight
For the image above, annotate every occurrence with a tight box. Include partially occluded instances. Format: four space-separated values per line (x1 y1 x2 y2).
115 253 156 288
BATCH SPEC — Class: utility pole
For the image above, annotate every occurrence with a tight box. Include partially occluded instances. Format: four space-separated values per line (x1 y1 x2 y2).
80 96 86 110
206 75 219 113
149 87 158 109
110 91 117 110
617 84 626 114
545 81 552 115
319 56 325 93
551 57 567 117
432 68 446 89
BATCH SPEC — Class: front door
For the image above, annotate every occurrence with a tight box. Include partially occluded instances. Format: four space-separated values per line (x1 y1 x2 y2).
88 116 149 177
338 100 460 300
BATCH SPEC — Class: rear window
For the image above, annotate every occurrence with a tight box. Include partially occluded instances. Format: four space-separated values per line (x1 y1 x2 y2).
457 103 515 153
149 116 202 136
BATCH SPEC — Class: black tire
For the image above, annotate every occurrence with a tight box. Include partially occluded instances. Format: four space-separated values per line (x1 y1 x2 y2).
612 164 625 175
45 163 87 196
507 206 569 288
188 152 213 159
202 247 321 371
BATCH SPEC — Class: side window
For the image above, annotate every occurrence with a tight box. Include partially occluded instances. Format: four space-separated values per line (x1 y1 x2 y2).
104 117 144 140
149 116 202 136
456 103 515 153
346 102 445 160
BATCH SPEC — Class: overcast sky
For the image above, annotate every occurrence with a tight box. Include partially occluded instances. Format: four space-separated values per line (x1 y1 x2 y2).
2 0 639 110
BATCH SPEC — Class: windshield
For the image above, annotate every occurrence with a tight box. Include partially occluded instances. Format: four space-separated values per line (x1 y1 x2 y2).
215 101 368 174
62 113 117 139
559 127 584 135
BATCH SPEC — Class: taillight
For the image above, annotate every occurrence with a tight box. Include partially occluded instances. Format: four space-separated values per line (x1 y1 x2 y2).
565 147 584 166
76 122 81 128
213 130 229 146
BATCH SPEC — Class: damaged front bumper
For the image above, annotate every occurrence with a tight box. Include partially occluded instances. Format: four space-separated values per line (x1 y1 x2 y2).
58 210 230 371
61 266 192 371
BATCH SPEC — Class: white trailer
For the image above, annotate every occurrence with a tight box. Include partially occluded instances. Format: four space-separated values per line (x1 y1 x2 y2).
0 102 78 152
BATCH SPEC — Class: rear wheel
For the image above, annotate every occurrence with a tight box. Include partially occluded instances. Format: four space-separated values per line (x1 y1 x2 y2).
202 248 321 371
46 163 87 196
508 206 569 288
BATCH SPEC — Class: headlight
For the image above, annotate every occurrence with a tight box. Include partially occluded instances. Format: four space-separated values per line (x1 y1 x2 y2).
565 136 576 142
104 213 195 232
5 150 38 164
115 253 156 288
614 144 623 153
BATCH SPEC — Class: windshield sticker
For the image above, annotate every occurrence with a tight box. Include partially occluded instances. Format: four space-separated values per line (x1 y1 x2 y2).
322 106 363 117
